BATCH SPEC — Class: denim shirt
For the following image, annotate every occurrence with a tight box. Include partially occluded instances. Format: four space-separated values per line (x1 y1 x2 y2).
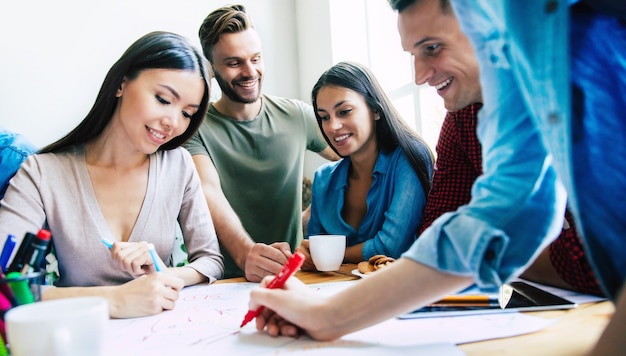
404 0 569 292
407 0 626 298
307 146 427 259
0 126 37 200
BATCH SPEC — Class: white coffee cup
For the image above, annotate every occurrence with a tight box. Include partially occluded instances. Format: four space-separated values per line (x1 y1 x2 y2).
309 235 346 271
5 296 108 356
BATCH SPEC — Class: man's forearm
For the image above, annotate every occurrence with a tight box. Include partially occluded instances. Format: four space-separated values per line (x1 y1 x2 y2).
191 154 256 272
219 228 254 271
211 205 255 270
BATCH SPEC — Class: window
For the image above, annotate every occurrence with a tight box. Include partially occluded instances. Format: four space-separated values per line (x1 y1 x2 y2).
327 0 445 153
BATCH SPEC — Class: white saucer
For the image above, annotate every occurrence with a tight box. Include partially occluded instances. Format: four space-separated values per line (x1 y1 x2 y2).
351 269 369 278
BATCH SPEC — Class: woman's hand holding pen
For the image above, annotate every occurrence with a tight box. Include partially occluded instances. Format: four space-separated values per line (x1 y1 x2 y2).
109 273 184 318
250 275 330 340
97 238 185 318
110 241 163 276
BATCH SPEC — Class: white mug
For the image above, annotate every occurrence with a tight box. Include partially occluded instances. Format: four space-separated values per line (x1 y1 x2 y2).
309 235 346 271
5 296 108 356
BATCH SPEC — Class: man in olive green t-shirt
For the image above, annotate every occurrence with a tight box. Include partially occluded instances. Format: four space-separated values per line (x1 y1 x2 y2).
185 5 338 280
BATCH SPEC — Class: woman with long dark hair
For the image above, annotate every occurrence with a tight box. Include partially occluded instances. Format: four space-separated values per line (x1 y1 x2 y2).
0 31 224 318
299 61 434 270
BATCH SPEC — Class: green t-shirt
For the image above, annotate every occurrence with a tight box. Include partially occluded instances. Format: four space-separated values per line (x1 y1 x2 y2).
184 94 327 278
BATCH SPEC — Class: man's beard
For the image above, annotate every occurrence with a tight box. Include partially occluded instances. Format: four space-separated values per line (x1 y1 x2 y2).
214 71 261 104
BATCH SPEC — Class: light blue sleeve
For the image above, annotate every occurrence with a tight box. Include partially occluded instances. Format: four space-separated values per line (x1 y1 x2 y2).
0 134 37 199
404 0 567 291
0 148 26 193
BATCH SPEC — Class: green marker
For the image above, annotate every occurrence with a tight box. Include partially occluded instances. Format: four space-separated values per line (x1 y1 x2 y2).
6 272 34 305
0 332 8 356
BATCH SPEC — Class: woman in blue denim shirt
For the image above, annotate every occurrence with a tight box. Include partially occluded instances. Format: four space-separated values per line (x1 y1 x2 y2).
297 62 433 271
0 125 37 200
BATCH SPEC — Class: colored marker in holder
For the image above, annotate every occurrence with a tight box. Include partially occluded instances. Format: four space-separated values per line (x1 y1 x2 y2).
5 272 34 305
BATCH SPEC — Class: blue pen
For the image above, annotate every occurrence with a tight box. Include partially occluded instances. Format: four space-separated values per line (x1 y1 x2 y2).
6 232 34 273
101 237 114 249
148 243 162 272
0 235 16 272
103 239 164 272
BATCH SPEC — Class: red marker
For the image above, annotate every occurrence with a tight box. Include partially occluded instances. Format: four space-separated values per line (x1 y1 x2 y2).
240 251 305 328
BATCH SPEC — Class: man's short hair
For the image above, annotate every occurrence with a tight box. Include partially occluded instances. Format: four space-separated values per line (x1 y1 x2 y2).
388 0 451 13
198 4 254 62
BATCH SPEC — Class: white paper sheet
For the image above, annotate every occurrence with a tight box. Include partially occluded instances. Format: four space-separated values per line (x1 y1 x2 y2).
103 281 556 355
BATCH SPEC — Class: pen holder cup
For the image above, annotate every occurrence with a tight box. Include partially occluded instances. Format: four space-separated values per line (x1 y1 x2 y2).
0 271 46 320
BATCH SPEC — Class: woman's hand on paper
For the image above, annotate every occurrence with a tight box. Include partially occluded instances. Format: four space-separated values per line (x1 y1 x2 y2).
110 273 184 318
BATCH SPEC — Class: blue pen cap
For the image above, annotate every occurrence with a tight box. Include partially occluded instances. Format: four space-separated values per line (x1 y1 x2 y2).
6 233 35 273
0 235 16 272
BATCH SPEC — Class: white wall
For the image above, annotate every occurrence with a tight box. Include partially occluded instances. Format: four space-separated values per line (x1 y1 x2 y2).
0 0 304 148
0 0 433 180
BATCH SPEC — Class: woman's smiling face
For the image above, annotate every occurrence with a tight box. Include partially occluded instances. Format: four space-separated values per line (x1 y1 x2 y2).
316 85 378 158
114 68 204 154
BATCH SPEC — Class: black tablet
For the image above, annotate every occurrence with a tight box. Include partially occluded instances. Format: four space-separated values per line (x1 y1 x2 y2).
398 281 577 319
